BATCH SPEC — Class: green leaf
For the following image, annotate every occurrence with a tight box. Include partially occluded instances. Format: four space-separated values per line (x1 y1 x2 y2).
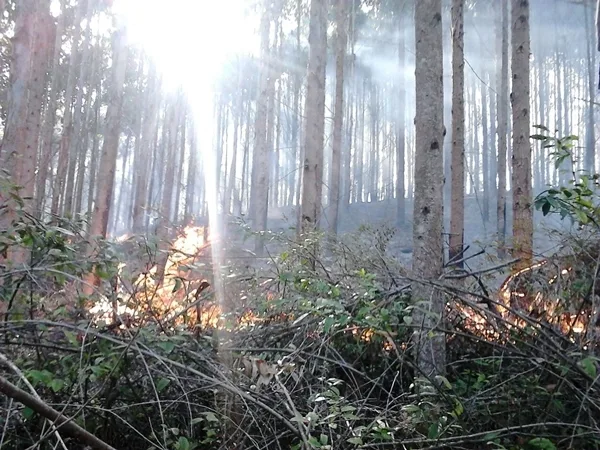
527 437 556 450
427 422 439 440
530 134 549 141
579 357 598 379
323 316 335 333
156 377 171 392
22 407 35 419
203 412 219 423
320 434 328 445
532 124 550 131
347 437 363 446
542 200 551 216
158 341 176 354
172 278 183 293
308 436 321 448
176 437 190 450
49 379 64 392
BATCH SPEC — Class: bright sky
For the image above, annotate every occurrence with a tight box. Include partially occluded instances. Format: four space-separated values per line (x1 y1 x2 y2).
113 0 259 93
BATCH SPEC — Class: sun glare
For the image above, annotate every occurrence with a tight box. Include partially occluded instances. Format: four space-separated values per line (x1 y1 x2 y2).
114 0 258 92
113 0 259 328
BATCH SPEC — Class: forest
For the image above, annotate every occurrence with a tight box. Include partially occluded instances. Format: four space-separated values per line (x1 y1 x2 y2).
1 0 600 448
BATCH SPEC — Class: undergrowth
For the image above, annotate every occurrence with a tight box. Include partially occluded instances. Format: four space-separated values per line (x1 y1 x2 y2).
1 177 599 450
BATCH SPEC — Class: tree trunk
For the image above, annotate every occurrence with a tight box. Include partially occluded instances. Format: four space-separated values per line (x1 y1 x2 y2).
497 0 509 259
449 0 465 266
396 10 406 226
64 0 93 215
84 24 129 294
511 0 533 271
328 0 347 239
585 1 596 173
250 4 271 255
132 68 159 232
413 0 446 378
35 0 63 216
481 80 490 223
51 0 85 216
299 0 327 239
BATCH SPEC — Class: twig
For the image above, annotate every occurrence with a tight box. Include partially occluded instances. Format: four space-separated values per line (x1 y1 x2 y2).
0 374 115 450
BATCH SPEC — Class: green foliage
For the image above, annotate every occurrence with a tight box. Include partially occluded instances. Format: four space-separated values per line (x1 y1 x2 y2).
532 126 600 227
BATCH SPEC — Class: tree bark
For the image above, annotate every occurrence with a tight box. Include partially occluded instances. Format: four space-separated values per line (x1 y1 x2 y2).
132 67 159 232
497 0 509 259
511 0 533 271
413 0 446 378
299 0 327 239
84 24 129 295
250 3 271 255
35 0 63 216
51 0 85 216
396 9 406 226
328 0 347 239
449 0 465 266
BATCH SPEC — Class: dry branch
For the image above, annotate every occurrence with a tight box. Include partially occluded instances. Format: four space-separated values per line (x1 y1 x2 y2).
0 375 117 450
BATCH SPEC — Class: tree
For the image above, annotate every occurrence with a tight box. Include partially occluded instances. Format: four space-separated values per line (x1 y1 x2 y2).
299 0 327 236
449 0 465 266
511 0 533 270
396 5 407 227
412 0 445 378
249 1 271 255
497 0 509 259
84 23 129 295
328 0 348 239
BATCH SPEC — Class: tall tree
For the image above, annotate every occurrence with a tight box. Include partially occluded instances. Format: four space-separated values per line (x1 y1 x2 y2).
511 0 533 270
412 0 445 378
299 0 327 236
51 0 86 216
449 0 465 266
0 0 38 202
497 0 509 259
249 1 271 255
396 6 406 226
84 23 129 294
328 0 348 239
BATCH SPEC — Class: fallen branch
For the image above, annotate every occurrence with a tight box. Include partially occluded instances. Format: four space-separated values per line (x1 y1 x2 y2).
0 375 117 450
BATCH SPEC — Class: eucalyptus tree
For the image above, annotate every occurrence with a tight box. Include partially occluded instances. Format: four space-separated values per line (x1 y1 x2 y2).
299 0 327 236
449 0 465 266
511 0 533 270
412 0 446 377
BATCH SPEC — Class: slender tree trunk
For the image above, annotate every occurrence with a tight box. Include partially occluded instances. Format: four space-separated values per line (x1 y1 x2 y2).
497 0 509 259
299 0 327 239
250 5 271 254
35 0 63 216
185 125 197 222
481 80 490 222
413 0 446 378
396 11 406 226
64 0 93 215
75 37 101 215
22 1 52 204
84 24 128 294
112 133 131 234
585 1 596 173
174 106 186 223
132 69 159 232
511 0 533 270
52 0 85 216
86 73 102 221
329 0 347 239
449 0 465 266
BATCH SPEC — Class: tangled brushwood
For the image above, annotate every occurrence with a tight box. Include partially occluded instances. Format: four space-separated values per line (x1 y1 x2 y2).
0 179 599 449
